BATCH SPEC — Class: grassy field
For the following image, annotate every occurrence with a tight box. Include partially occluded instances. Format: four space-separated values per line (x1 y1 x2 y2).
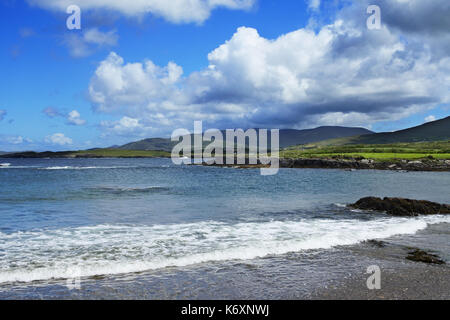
79 142 450 160
281 141 450 161
73 149 171 158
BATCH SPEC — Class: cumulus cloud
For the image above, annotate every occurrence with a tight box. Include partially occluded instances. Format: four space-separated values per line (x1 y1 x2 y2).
425 115 436 123
307 0 321 12
89 52 184 114
0 110 6 121
63 28 118 58
100 116 148 137
87 1 450 134
67 110 86 126
43 108 86 126
2 136 32 145
45 133 73 145
83 28 118 46
27 0 255 24
0 135 34 151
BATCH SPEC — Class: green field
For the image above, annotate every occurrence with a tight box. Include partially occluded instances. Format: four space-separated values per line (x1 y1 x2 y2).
79 142 450 160
281 141 450 161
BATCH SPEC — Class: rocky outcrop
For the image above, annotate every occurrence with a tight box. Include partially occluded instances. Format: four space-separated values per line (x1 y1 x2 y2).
406 249 445 265
349 197 450 216
280 158 371 169
279 158 450 171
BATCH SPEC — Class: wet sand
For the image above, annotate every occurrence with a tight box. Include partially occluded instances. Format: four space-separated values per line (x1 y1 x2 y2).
313 222 450 300
313 260 449 300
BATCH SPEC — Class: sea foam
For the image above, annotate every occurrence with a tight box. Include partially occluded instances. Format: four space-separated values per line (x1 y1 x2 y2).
0 215 448 284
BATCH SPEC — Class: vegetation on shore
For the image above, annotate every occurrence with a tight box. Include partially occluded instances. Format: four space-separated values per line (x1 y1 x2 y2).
3 139 450 162
281 141 450 161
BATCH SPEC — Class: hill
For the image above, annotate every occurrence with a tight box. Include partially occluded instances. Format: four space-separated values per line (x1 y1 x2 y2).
277 127 373 148
116 126 373 151
356 116 450 144
314 116 450 146
118 138 176 152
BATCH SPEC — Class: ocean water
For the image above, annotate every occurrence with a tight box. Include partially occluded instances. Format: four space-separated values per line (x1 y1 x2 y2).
0 158 449 298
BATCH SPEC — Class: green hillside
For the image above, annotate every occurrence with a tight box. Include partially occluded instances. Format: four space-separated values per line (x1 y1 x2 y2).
118 138 177 152
277 127 373 148
116 126 373 151
314 116 450 146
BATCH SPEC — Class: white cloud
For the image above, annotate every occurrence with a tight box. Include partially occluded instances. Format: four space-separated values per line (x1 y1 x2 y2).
425 115 436 123
4 136 32 145
45 133 73 146
67 110 86 125
89 52 184 114
0 135 34 151
63 28 118 58
83 28 118 46
28 0 255 24
43 108 86 125
87 1 450 135
307 0 321 11
100 116 148 137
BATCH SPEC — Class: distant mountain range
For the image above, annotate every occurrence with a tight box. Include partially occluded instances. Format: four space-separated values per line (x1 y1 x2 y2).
315 116 450 146
2 116 449 158
116 117 450 150
117 126 374 151
277 127 373 148
352 116 450 144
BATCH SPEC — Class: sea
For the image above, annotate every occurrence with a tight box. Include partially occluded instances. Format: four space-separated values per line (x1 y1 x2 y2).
0 158 448 299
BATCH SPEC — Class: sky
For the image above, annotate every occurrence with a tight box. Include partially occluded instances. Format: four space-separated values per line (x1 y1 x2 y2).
0 0 449 151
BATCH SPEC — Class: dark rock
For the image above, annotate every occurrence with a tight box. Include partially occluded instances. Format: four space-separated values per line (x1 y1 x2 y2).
276 157 450 172
280 159 294 168
349 197 450 216
365 239 387 248
406 249 445 265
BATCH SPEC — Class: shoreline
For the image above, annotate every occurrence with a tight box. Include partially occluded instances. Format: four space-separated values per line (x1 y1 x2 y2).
198 158 450 172
1 220 448 300
1 243 448 300
3 154 450 171
312 263 450 300
312 244 450 300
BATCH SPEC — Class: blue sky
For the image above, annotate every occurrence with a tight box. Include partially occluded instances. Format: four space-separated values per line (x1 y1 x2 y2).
0 0 449 151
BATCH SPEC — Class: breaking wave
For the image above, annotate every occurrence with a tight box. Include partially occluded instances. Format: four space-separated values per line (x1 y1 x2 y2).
0 215 448 284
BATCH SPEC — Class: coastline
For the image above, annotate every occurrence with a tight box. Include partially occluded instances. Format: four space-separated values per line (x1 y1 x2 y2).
312 245 449 300
1 236 448 300
0 219 448 300
3 152 450 171
197 158 450 172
